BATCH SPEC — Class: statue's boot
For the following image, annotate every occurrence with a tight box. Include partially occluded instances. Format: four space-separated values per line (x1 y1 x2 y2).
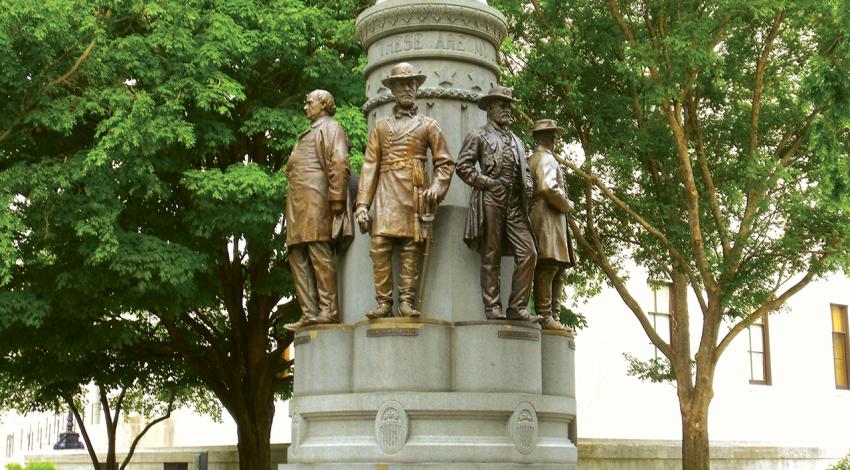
366 303 393 320
284 314 319 331
313 312 339 325
484 306 506 320
398 241 422 318
367 236 395 319
506 307 541 323
540 314 568 331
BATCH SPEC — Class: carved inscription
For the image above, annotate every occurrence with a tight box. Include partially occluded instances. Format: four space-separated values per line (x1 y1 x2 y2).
294 335 311 346
377 32 425 57
367 328 420 338
498 330 540 342
375 32 491 59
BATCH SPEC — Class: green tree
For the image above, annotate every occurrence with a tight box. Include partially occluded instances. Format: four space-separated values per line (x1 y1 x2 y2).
0 1 368 469
495 0 850 468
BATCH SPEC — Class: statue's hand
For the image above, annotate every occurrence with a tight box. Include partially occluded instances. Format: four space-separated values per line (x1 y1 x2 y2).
355 205 371 234
422 186 441 206
329 201 345 215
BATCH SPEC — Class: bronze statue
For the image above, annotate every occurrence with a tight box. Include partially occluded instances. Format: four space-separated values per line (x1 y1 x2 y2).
355 62 455 319
284 90 354 331
456 86 538 321
528 119 575 331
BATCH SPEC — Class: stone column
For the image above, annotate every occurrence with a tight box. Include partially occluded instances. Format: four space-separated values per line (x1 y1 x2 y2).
339 0 509 323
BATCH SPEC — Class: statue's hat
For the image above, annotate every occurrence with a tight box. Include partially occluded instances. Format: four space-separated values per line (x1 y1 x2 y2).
531 119 565 135
477 85 520 110
381 63 427 88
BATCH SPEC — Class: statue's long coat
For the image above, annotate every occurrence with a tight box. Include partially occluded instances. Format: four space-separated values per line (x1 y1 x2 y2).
456 123 534 254
356 110 454 238
528 147 576 265
285 115 354 247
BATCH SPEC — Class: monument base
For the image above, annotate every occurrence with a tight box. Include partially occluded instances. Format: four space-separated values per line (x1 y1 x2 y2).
282 464 575 469
285 390 576 467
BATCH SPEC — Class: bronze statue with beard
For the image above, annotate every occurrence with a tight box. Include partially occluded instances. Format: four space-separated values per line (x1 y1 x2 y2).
355 63 455 319
456 86 539 322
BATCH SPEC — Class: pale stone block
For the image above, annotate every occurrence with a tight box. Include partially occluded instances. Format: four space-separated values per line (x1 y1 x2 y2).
541 330 576 398
352 318 452 392
453 321 543 394
293 324 354 396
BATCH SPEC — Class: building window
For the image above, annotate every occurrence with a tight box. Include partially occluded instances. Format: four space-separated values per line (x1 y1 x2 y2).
832 304 850 389
649 283 673 358
6 434 13 458
748 313 771 385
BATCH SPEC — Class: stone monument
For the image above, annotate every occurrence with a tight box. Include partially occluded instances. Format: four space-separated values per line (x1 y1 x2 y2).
282 0 577 468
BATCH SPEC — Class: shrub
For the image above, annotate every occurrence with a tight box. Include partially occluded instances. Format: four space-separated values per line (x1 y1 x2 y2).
828 453 850 470
5 463 56 470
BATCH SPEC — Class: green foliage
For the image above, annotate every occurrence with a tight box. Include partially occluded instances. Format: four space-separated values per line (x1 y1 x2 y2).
623 352 690 384
0 0 368 468
498 1 850 460
6 463 55 470
496 0 850 345
828 453 850 470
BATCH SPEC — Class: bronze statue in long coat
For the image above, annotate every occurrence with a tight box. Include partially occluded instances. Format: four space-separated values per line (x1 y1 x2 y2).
528 119 575 331
284 90 354 331
356 63 455 319
456 86 538 322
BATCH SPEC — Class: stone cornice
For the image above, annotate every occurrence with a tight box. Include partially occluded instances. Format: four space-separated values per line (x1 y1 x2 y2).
356 0 508 50
362 87 482 114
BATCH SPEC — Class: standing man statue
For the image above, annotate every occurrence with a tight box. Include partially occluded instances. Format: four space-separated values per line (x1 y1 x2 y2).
355 62 455 319
456 86 538 322
528 119 575 331
284 89 354 331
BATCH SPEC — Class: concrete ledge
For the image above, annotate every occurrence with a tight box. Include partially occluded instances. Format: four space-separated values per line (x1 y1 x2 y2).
578 438 849 470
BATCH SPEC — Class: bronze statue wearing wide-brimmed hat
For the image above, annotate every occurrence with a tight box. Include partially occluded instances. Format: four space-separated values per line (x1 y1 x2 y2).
477 85 520 110
356 62 455 319
457 85 539 322
528 119 575 331
380 62 427 88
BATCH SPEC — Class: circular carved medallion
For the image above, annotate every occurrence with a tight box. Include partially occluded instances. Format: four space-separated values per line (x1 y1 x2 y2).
290 413 303 456
375 400 409 454
508 402 539 455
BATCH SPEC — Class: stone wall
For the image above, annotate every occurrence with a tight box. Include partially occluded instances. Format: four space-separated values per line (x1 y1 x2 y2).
25 440 847 470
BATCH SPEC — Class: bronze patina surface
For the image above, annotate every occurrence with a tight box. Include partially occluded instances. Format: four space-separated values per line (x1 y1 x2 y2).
528 119 575 331
284 90 354 331
355 62 455 319
456 85 538 322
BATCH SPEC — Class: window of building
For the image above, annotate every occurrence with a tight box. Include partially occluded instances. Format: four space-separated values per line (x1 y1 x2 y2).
6 434 13 458
748 313 771 385
649 283 673 358
832 304 850 390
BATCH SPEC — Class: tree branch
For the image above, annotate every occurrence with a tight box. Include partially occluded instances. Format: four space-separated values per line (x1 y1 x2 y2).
119 396 175 470
663 101 718 294
66 396 99 469
747 10 784 157
716 238 842 356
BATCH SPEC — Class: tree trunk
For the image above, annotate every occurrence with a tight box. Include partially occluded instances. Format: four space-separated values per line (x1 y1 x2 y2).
680 395 711 470
232 395 276 470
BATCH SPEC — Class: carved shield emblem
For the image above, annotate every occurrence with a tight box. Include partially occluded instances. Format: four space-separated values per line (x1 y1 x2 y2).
508 402 538 455
375 400 408 454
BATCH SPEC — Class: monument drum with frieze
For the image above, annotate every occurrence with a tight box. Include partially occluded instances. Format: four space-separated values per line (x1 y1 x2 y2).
282 1 578 468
